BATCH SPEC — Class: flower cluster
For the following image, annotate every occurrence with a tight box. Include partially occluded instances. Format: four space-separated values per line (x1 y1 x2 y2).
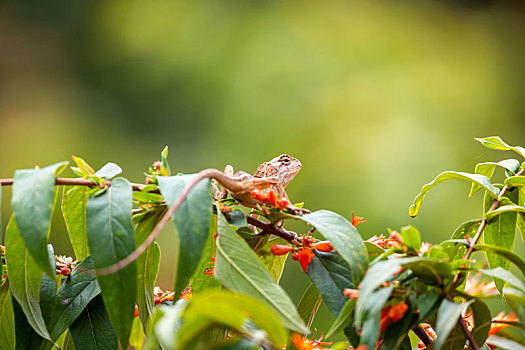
55 255 76 277
290 333 333 350
153 286 176 305
251 188 290 211
351 212 366 227
379 301 409 332
271 233 335 272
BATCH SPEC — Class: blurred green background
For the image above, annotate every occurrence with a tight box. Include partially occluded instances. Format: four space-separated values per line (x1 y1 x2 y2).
2 0 525 340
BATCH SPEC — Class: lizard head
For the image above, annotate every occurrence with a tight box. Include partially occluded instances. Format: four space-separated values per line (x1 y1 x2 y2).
262 154 302 187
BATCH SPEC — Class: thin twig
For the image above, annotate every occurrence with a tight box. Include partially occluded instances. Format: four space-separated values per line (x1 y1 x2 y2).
0 177 148 192
447 167 525 349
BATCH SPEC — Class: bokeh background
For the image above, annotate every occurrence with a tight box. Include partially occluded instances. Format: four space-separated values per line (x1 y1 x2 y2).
2 0 525 341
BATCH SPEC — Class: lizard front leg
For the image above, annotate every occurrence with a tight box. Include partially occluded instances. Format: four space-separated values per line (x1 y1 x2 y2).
212 165 234 200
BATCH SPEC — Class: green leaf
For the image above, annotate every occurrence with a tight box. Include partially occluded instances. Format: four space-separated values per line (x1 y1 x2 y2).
470 159 521 196
158 175 213 297
483 190 517 293
258 237 289 283
190 215 222 294
443 219 481 260
178 291 288 349
326 299 355 338
518 187 525 241
4 215 50 340
409 171 499 217
434 299 473 350
62 186 90 261
486 335 525 350
135 207 164 330
471 299 491 348
86 177 137 348
475 136 525 159
307 251 352 317
296 283 322 330
403 258 452 285
214 210 308 334
72 156 95 176
400 225 421 252
44 258 101 340
11 296 49 349
160 146 171 176
466 243 525 276
474 267 525 294
0 282 15 350
299 210 368 286
95 163 122 179
505 176 525 187
359 286 394 349
484 204 525 220
11 161 68 278
69 295 118 350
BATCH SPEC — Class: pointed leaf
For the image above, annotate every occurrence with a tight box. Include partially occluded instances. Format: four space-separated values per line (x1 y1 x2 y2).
296 283 322 330
158 175 213 297
69 295 118 350
86 178 136 347
12 161 68 278
400 225 421 252
471 299 491 347
483 191 517 293
62 186 90 260
0 282 15 350
470 159 521 196
95 163 122 180
307 251 352 317
135 207 165 330
299 210 368 286
4 215 50 340
72 156 95 176
409 171 499 217
214 210 308 333
485 204 525 220
475 136 525 159
435 299 473 350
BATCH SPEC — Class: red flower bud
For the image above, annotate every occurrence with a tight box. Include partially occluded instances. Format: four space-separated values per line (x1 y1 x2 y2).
313 241 334 252
60 267 71 277
134 305 139 317
270 244 294 256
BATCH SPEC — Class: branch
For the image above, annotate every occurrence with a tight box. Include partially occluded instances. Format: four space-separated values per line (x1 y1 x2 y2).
447 167 525 349
0 177 148 192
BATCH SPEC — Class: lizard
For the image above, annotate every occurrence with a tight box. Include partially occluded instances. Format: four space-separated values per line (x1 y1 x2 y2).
93 154 308 276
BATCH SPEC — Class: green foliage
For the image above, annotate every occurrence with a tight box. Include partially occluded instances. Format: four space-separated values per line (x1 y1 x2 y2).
2 137 525 349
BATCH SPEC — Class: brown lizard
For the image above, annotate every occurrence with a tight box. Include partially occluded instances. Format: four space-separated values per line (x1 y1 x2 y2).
93 154 308 276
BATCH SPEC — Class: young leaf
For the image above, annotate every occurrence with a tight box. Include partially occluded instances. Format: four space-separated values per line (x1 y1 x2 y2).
11 161 68 278
409 171 499 217
72 156 95 176
160 146 171 176
86 178 136 348
62 186 90 261
434 299 474 350
69 295 118 350
214 210 308 334
4 215 51 340
400 225 421 252
299 210 368 286
470 159 521 196
0 281 15 349
158 175 213 297
475 136 525 159
135 207 165 330
483 190 517 293
307 251 352 317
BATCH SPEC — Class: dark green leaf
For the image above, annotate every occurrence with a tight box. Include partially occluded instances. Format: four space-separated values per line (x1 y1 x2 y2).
471 299 491 347
326 299 355 338
158 175 213 297
475 136 525 159
11 296 49 350
62 186 90 261
296 283 322 330
299 210 368 286
470 159 521 196
400 225 421 252
409 171 499 217
4 215 50 340
359 286 394 349
483 190 517 293
95 163 122 179
0 281 15 350
226 209 247 228
69 295 118 350
86 177 136 347
435 299 473 350
214 210 308 333
414 289 442 322
11 161 68 278
307 251 352 317
135 207 164 330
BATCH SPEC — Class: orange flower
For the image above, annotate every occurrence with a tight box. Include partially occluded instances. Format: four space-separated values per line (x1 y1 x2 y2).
343 288 359 300
367 235 393 249
179 287 192 301
291 333 332 350
276 197 290 210
251 189 267 202
352 212 366 227
271 245 294 256
293 247 315 272
489 311 518 336
267 189 278 207
313 241 334 252
380 301 409 332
